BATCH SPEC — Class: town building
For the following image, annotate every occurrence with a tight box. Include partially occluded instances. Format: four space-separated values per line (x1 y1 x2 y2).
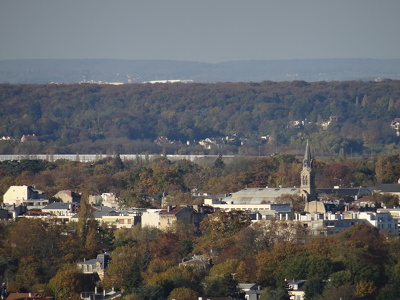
3 185 49 209
295 211 398 236
53 190 81 203
141 206 195 230
77 253 110 281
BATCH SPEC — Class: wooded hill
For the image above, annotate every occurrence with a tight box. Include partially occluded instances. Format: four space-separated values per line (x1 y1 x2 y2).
1 80 400 156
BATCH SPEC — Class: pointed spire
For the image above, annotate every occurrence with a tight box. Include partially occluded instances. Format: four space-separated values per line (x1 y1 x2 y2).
303 140 312 167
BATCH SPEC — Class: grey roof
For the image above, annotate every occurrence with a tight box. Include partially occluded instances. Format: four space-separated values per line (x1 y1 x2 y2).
317 187 373 197
238 283 258 291
42 202 77 210
71 206 119 219
232 188 300 196
78 253 110 269
376 184 400 193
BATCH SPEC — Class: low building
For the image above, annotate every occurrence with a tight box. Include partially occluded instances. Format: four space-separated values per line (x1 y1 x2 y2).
77 253 110 280
205 198 292 220
180 255 213 270
81 288 121 300
3 185 48 209
41 202 78 224
238 283 262 300
222 187 300 205
286 280 306 300
53 190 81 203
296 211 398 236
141 206 194 230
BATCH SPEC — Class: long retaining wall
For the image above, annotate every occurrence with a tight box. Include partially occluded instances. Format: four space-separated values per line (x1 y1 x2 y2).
0 154 237 163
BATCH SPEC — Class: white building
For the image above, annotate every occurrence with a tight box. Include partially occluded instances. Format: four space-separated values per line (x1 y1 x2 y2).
3 185 49 209
295 211 398 236
204 198 292 220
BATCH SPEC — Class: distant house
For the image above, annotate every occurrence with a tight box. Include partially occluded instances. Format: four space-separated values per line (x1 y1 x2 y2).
70 205 142 229
374 183 400 198
101 193 118 208
3 185 49 209
21 134 38 142
77 253 110 280
296 211 398 236
286 280 306 300
238 283 262 300
81 288 121 300
154 136 170 145
180 255 213 270
317 186 373 201
54 190 81 203
390 118 400 136
321 116 339 130
141 206 195 230
41 202 78 224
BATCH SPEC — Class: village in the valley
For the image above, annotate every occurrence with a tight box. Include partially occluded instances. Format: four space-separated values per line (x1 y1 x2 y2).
2 141 400 300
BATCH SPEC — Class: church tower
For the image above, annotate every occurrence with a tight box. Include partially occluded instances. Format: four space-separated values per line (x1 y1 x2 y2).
300 140 316 201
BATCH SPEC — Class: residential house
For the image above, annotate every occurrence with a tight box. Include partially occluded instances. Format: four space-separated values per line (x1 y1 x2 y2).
286 280 306 300
77 253 110 280
390 118 400 136
179 255 213 270
317 186 373 201
204 198 292 220
81 288 121 300
320 116 339 130
70 205 143 229
238 283 262 300
101 193 118 208
41 202 78 224
3 185 49 209
53 190 81 203
374 183 400 199
141 206 195 230
295 211 398 236
154 136 170 145
21 134 38 142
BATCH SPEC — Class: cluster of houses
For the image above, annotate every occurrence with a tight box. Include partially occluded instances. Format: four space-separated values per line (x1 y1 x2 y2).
154 134 269 150
3 143 400 299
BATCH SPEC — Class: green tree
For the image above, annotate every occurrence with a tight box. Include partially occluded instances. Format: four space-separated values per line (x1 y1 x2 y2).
49 268 93 300
122 258 143 294
304 278 324 300
168 287 198 300
203 273 241 299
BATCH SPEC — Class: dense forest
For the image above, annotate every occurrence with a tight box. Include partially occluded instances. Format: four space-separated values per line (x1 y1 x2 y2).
1 153 400 207
2 155 400 299
1 80 400 157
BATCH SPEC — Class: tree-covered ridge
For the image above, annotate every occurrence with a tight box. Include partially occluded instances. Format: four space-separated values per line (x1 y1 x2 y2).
1 80 400 155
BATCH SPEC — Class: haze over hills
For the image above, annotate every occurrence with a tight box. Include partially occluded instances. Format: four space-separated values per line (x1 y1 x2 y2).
1 59 400 84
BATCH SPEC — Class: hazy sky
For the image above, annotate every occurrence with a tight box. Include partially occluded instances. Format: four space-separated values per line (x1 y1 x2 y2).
1 0 399 63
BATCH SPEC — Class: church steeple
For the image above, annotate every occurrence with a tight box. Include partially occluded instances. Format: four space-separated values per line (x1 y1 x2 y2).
300 140 316 201
303 139 312 168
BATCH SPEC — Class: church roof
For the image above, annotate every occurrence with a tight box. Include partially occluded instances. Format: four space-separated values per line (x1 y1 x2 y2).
232 187 300 197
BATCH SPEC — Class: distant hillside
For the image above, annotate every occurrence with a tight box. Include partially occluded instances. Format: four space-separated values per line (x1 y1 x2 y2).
1 58 400 84
1 81 400 156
